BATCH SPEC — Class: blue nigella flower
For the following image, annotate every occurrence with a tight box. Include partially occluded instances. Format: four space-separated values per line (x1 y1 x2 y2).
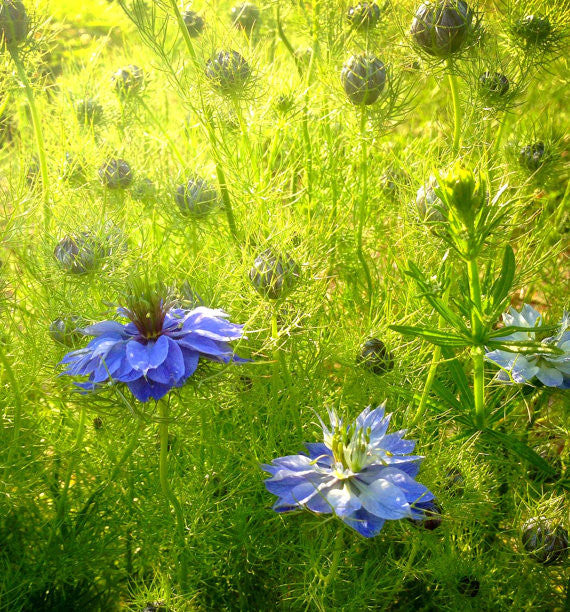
262 404 433 537
486 305 570 389
60 293 247 402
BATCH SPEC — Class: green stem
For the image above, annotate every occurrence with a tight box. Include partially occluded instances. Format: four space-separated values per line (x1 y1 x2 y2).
467 257 485 427
0 347 22 471
139 98 186 167
159 400 188 591
9 48 50 230
447 65 462 156
167 0 197 62
382 538 420 611
322 526 344 592
357 108 373 316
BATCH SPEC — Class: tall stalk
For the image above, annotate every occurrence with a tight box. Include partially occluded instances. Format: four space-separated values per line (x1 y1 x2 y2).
467 257 485 427
158 399 188 591
447 62 462 156
357 108 373 316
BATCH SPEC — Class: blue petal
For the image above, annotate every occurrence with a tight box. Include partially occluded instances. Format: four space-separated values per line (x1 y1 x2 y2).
177 333 234 357
325 483 362 516
535 366 564 388
304 443 333 460
81 320 129 337
342 508 385 538
356 478 411 520
126 377 172 402
181 349 200 380
147 337 186 385
126 336 169 373
372 467 434 505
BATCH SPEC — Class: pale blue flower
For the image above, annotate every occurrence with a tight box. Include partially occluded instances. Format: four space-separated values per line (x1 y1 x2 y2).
262 404 433 537
486 305 570 389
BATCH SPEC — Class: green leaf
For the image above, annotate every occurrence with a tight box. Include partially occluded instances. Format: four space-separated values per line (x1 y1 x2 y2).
441 347 473 408
486 324 559 339
389 325 469 347
490 245 515 307
486 339 564 356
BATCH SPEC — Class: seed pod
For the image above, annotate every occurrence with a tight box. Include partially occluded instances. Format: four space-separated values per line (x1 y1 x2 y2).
519 141 545 171
0 0 29 46
341 54 386 105
478 71 509 97
415 176 446 222
49 316 82 346
249 249 300 300
54 234 99 274
521 518 568 565
231 3 260 32
74 98 103 125
357 338 395 375
131 177 157 202
458 576 480 597
410 500 443 530
175 176 218 216
410 1 473 58
62 152 85 182
513 14 551 45
444 467 465 496
98 158 133 189
182 9 204 37
93 417 103 430
142 602 169 612
205 50 251 94
347 2 381 30
274 93 295 115
112 65 144 96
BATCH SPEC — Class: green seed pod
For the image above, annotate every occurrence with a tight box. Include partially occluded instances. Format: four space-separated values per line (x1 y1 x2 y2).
341 54 386 105
49 315 82 346
74 98 103 125
54 234 99 274
347 2 381 30
112 65 144 96
205 50 251 94
175 176 218 216
131 177 157 202
410 1 473 58
518 141 545 171
478 71 509 97
231 3 260 32
513 14 552 46
249 249 300 300
415 176 446 222
522 518 568 566
98 158 133 189
182 9 204 37
0 0 29 47
357 338 395 375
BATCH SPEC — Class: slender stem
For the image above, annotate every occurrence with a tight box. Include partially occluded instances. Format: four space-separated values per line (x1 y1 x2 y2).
159 400 188 591
322 526 344 591
447 66 462 156
0 347 22 471
412 287 451 426
382 538 420 611
357 108 373 316
139 98 186 167
167 0 196 62
9 48 50 230
467 257 485 427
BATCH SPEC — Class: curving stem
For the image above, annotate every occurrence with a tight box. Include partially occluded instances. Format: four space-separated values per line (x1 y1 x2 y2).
447 61 462 156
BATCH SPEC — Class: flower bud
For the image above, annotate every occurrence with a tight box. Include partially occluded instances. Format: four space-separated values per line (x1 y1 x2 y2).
231 3 260 32
61 152 85 182
0 0 29 46
415 176 446 222
458 576 479 598
182 9 204 37
249 249 300 300
440 164 485 222
112 65 144 96
54 234 98 274
205 50 251 95
98 158 133 189
347 3 381 30
49 315 82 346
341 54 386 105
521 518 568 565
513 14 551 46
175 176 218 216
357 338 395 375
410 1 473 58
478 71 509 97
518 141 545 171
74 98 103 125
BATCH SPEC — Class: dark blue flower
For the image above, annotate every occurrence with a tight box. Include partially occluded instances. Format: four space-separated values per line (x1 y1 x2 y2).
262 404 433 537
60 303 247 402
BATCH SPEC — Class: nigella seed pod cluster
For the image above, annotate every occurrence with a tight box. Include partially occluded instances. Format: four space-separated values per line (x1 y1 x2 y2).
347 3 381 30
410 1 473 58
249 249 300 300
521 518 568 565
357 338 395 375
518 141 545 172
174 177 218 216
409 499 443 530
182 9 204 38
112 65 144 96
512 14 552 46
54 234 99 274
205 50 251 95
99 158 133 189
74 99 103 125
0 0 29 46
415 176 446 222
478 71 509 97
341 54 386 105
49 316 83 346
132 177 157 202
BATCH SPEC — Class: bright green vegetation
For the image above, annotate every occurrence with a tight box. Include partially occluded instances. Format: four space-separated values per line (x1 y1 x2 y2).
0 0 568 610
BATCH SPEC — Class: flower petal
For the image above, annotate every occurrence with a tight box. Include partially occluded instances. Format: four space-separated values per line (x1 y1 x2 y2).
126 336 169 373
535 367 564 388
356 477 411 520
